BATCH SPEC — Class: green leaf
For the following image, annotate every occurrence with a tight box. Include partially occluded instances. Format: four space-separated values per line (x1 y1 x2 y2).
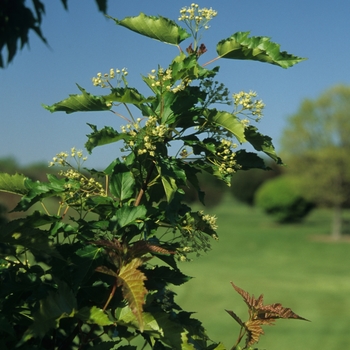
117 258 147 332
68 245 105 291
13 175 67 212
109 161 135 201
105 87 154 105
234 150 268 170
109 13 191 45
112 205 147 229
204 109 246 143
0 214 63 259
43 84 111 114
0 173 30 195
156 157 187 203
76 305 113 326
85 124 131 153
159 172 177 203
171 53 218 80
216 31 306 68
19 280 77 344
149 266 191 286
244 126 282 163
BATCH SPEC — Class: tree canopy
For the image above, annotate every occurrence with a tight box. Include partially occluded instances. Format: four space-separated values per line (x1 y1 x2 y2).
280 85 350 238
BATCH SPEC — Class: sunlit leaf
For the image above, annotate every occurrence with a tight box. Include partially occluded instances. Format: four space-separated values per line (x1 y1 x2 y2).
0 173 30 195
244 320 265 347
171 52 218 80
204 109 246 143
13 175 67 212
112 205 147 229
115 307 201 349
85 124 131 153
109 13 191 45
76 305 113 326
43 84 111 114
217 32 306 68
117 258 147 332
156 157 186 203
105 87 153 105
244 126 282 164
230 282 309 348
109 160 135 201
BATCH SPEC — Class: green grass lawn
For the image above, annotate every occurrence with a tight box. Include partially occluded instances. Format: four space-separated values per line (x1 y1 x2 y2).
173 195 350 349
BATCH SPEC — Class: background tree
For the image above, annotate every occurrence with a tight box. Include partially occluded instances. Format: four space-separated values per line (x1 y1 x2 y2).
280 84 350 238
230 159 282 206
254 175 314 223
0 0 107 68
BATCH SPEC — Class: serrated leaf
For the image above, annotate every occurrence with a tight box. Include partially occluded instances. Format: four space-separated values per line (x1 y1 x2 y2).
156 157 187 203
43 84 111 114
171 52 219 80
19 280 77 345
0 216 63 259
109 160 135 201
104 87 153 105
204 109 246 143
85 124 131 153
69 245 105 291
76 305 113 326
244 126 282 163
112 205 147 229
234 150 268 170
230 282 309 348
87 342 130 350
109 13 191 45
115 308 198 349
217 31 306 68
117 258 147 332
0 173 30 195
160 173 177 203
13 175 67 212
148 266 191 285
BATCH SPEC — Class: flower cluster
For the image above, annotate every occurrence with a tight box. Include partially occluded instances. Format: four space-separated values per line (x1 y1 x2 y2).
207 139 238 176
147 67 191 94
62 169 106 200
49 148 105 201
178 3 217 29
49 147 87 169
178 4 217 53
121 116 170 157
92 68 128 88
233 91 265 122
201 212 218 231
176 210 219 261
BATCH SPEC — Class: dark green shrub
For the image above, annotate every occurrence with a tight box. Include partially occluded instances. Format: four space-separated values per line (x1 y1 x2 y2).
255 176 314 223
230 161 282 206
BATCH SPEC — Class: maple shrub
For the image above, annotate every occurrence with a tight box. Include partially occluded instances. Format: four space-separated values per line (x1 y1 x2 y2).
0 4 308 350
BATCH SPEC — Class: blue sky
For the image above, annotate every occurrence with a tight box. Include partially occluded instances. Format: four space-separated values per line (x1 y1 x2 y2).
1 0 350 170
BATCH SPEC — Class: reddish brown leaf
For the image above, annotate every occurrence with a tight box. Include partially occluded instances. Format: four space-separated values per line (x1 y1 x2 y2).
117 257 147 332
259 303 310 321
230 282 264 311
130 240 175 257
244 320 265 347
230 282 310 347
225 309 244 327
93 238 123 251
95 265 118 277
231 282 310 323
